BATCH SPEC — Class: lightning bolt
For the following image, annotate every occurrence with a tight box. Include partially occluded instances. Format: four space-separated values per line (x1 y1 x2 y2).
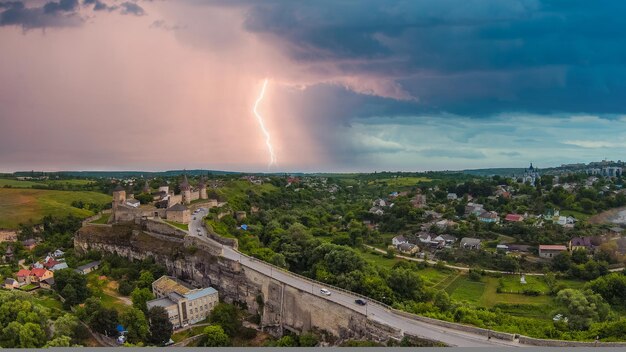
253 79 277 168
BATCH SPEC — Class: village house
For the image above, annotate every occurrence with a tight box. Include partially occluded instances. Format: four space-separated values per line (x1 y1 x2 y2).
460 237 482 250
397 243 419 255
569 237 597 252
435 219 457 229
504 214 524 222
478 211 499 223
447 193 458 200
52 249 65 258
417 233 432 244
392 235 408 247
75 261 101 275
465 203 484 216
434 234 457 245
30 268 53 283
22 239 37 251
4 278 19 290
39 278 55 290
538 245 568 259
373 198 387 207
506 244 531 253
369 206 384 216
16 269 31 284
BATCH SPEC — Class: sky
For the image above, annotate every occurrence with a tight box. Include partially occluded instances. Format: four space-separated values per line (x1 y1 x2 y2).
1 0 626 173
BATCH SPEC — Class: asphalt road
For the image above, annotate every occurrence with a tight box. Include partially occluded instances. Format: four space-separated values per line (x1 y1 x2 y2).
188 208 522 347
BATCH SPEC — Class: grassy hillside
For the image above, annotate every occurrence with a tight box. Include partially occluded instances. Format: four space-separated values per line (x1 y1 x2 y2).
0 178 95 188
0 188 110 228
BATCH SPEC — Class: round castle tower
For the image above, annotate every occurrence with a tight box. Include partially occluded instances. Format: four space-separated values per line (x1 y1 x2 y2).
112 184 126 211
180 175 191 205
199 177 207 200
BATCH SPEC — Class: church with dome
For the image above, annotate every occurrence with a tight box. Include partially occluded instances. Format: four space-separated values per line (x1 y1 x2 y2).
519 163 540 186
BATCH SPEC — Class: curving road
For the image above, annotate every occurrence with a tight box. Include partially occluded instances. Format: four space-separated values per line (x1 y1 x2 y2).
188 208 523 347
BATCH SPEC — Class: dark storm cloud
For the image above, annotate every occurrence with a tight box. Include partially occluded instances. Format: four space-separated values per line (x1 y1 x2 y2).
83 0 117 12
208 0 626 117
120 2 144 16
0 0 82 28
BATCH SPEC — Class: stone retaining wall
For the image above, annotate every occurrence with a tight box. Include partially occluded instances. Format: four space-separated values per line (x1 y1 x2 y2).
518 336 626 347
392 310 515 341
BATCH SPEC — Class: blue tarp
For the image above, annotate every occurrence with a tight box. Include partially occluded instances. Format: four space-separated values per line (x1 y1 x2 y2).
116 324 125 332
241 224 248 230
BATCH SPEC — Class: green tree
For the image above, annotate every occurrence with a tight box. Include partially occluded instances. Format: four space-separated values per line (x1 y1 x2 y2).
18 322 47 348
131 287 154 313
120 308 150 344
555 289 610 330
44 335 72 347
202 325 230 347
137 270 155 289
147 306 173 346
209 303 241 336
61 284 78 309
387 267 425 301
571 249 588 265
53 313 79 339
89 308 118 337
54 269 90 305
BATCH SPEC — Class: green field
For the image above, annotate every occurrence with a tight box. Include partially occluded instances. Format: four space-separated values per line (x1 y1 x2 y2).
215 180 277 209
367 176 432 187
498 275 549 294
0 178 95 188
0 178 46 188
171 325 206 343
0 188 111 228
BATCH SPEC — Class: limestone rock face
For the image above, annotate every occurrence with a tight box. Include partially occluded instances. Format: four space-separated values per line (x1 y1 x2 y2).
75 224 402 344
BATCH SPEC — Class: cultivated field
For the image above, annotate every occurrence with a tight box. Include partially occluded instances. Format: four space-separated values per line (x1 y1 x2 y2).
0 188 110 228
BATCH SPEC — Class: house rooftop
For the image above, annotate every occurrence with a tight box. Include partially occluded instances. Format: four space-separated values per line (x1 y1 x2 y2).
147 297 176 310
539 245 567 251
153 275 193 296
185 287 218 301
76 261 101 271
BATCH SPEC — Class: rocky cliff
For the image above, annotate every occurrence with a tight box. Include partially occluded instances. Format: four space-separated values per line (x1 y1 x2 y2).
74 224 403 344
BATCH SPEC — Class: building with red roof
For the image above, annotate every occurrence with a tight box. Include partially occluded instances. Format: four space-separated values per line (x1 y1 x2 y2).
538 244 568 259
29 268 53 283
505 214 524 222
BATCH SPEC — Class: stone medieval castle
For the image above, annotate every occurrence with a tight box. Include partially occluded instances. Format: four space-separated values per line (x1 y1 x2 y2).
111 175 217 225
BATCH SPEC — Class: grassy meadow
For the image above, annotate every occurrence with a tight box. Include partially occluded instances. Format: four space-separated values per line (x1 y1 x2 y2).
0 188 110 228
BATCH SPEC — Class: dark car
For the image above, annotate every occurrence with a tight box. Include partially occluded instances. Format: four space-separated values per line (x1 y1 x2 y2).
355 299 367 306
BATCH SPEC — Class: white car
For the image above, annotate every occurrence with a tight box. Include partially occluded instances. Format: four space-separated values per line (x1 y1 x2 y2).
320 288 331 296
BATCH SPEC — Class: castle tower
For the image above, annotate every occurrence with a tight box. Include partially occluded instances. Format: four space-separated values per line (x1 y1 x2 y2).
180 174 191 205
199 177 207 200
112 185 126 211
